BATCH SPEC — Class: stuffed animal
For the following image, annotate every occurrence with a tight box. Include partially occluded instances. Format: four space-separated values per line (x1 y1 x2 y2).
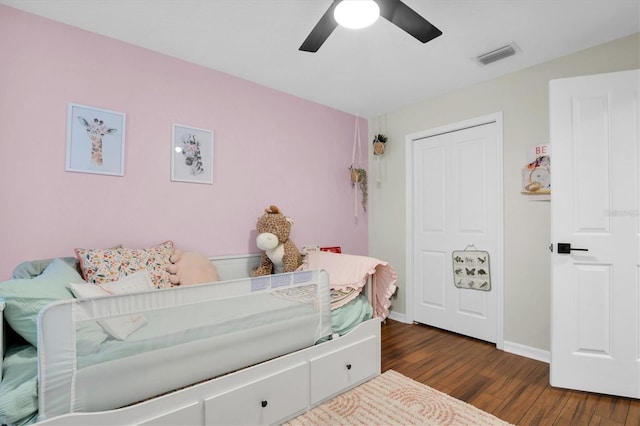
251 205 303 276
168 250 219 286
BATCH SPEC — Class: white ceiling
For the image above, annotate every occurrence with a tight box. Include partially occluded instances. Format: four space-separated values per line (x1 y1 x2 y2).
2 0 639 118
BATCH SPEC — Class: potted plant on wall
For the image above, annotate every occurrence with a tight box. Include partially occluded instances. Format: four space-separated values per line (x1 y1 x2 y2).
372 134 387 156
349 165 367 211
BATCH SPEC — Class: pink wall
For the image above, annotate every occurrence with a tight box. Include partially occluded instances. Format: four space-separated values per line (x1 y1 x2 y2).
0 5 368 279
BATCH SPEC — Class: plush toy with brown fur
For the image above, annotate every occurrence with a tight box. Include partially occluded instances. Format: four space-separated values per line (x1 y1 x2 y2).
251 205 303 276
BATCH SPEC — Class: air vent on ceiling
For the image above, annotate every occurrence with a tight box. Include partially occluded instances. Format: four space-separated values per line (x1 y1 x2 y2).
475 43 519 66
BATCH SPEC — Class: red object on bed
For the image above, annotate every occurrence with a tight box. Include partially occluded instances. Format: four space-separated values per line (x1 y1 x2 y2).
320 246 342 253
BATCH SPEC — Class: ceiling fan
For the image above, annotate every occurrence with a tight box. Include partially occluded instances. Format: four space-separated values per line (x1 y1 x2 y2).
299 0 442 52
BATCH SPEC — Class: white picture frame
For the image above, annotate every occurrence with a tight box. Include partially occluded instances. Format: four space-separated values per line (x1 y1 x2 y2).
66 103 126 176
171 124 214 184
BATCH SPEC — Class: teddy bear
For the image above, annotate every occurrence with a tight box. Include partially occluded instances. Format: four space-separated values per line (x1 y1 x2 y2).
168 250 219 286
251 205 303 277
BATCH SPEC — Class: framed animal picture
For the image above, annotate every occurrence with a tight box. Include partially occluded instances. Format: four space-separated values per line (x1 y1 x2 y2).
452 249 491 291
66 103 126 176
171 124 214 184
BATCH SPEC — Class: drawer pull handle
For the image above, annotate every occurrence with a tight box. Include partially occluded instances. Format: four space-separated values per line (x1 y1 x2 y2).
346 363 352 370
261 400 268 408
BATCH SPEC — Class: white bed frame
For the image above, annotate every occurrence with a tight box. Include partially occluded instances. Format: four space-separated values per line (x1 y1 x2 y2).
1 253 381 426
211 253 375 305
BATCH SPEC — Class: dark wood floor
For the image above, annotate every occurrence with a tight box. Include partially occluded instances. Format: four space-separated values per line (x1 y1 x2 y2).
381 319 640 425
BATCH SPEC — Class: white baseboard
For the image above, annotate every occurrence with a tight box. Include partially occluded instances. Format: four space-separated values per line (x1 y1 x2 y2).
384 312 550 364
387 311 408 323
503 340 550 364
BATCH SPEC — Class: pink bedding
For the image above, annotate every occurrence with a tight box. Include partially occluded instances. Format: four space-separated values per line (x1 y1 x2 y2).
300 251 397 319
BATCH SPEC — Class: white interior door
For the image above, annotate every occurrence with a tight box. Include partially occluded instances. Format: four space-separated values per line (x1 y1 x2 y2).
550 69 640 398
410 120 501 343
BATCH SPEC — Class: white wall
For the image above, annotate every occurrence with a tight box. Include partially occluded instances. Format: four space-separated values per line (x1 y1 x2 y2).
369 33 640 351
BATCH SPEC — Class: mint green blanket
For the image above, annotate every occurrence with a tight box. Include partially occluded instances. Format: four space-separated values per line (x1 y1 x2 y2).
0 345 38 425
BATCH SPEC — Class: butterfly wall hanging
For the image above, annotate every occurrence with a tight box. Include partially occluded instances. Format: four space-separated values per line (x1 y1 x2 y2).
452 247 491 291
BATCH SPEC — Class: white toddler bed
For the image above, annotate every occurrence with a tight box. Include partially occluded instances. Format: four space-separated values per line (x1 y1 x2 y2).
0 252 389 425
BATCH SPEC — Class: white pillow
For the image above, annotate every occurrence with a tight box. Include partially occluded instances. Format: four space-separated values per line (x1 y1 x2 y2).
68 271 154 340
69 270 155 297
97 314 147 341
99 270 155 294
68 282 109 298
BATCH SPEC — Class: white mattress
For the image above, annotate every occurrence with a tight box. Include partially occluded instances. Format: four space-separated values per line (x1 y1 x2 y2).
37 270 332 420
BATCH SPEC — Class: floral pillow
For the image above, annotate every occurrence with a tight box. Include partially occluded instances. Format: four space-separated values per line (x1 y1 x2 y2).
75 241 174 289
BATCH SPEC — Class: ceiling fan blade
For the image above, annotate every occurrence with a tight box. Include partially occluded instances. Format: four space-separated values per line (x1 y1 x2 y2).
378 0 442 43
299 1 341 52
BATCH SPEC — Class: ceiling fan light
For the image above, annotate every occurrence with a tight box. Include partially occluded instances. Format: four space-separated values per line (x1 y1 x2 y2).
334 0 380 29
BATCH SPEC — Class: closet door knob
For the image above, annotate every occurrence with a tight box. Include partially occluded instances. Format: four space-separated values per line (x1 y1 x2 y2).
557 243 589 254
261 400 268 408
346 363 352 370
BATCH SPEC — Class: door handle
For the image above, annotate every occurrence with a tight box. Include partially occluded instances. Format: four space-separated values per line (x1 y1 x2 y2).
557 243 589 254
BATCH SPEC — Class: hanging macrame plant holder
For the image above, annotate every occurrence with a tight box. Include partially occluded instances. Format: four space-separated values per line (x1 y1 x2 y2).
350 168 363 183
349 116 367 216
372 136 385 185
373 140 386 156
372 115 387 184
373 146 383 184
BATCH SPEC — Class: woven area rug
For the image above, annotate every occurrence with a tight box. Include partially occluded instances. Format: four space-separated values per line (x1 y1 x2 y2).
285 370 511 426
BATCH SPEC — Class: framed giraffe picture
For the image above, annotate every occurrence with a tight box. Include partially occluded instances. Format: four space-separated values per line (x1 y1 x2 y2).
66 103 126 176
171 124 214 184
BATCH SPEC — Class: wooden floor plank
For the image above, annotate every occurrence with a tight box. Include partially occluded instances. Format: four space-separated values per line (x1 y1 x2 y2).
593 395 631 425
555 391 602 426
381 320 640 425
517 386 569 426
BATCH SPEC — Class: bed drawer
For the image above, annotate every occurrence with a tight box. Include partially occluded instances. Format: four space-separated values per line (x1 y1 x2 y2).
309 335 379 404
138 402 201 425
204 362 308 425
